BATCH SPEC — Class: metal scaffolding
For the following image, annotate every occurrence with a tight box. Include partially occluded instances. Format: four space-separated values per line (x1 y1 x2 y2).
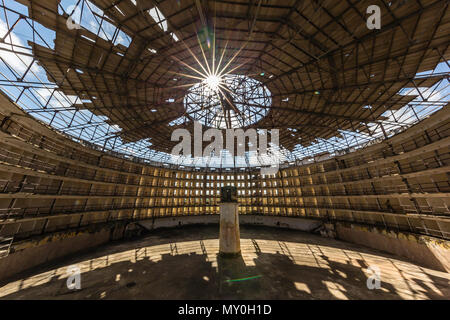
0 0 448 169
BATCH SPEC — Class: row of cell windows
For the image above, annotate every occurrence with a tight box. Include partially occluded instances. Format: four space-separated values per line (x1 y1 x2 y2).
171 189 279 196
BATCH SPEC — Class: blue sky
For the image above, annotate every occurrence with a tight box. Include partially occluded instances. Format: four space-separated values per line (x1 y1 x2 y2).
0 0 448 168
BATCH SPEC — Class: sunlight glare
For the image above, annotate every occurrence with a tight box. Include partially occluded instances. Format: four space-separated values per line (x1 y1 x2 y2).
205 74 221 92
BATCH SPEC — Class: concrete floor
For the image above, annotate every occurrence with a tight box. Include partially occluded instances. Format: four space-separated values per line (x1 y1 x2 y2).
0 225 449 300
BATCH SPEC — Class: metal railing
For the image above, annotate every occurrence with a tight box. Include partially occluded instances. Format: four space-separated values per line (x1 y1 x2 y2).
0 236 13 258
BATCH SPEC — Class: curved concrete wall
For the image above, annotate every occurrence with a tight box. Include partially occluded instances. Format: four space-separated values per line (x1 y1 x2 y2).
0 226 114 283
138 215 322 232
1 215 448 284
335 223 450 273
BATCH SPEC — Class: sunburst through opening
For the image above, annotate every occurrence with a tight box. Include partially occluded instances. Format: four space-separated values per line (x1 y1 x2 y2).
204 74 222 92
184 74 272 129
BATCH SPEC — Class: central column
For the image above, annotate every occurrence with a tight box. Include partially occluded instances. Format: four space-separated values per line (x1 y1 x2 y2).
219 186 240 257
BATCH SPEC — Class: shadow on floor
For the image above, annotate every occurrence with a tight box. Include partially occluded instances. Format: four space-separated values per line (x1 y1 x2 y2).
1 248 448 299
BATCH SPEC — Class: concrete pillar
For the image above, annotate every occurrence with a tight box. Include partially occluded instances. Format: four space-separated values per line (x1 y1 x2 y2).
219 202 240 257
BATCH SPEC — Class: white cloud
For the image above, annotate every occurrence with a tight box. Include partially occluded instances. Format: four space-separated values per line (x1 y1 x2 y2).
0 19 39 75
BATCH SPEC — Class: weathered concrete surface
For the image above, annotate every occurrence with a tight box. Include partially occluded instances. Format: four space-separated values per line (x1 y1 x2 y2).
219 203 240 255
240 215 322 231
0 226 449 300
138 215 322 232
0 215 320 284
139 215 219 229
0 228 111 282
336 224 450 273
